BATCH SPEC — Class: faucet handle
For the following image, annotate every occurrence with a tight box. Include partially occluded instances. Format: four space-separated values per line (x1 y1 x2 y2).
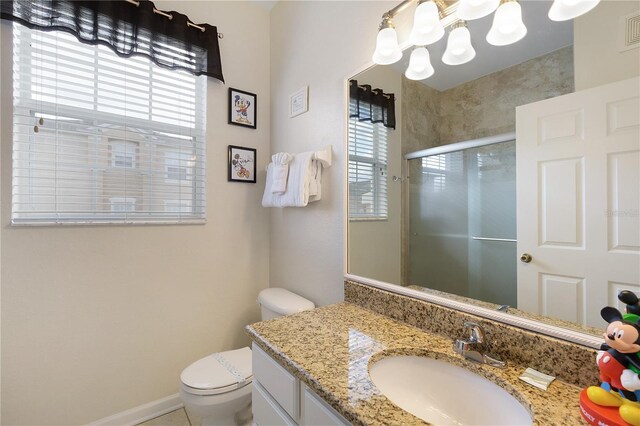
463 321 485 343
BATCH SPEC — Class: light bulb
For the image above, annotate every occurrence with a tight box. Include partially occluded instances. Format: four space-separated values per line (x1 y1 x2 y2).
442 24 476 66
486 0 527 46
372 26 402 65
405 47 435 80
409 1 445 46
548 0 600 21
457 0 500 20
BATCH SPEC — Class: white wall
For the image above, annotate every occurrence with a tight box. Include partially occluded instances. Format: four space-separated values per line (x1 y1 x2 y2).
574 0 640 90
348 65 403 285
269 1 407 306
0 2 270 424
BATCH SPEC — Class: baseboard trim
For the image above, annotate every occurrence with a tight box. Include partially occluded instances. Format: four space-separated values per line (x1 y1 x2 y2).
88 393 183 426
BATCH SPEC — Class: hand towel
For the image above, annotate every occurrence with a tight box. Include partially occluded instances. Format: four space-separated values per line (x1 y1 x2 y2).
309 160 322 203
271 152 293 194
262 151 315 207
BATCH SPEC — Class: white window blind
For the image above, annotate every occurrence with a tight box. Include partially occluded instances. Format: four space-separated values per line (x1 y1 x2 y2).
11 23 207 225
348 113 388 220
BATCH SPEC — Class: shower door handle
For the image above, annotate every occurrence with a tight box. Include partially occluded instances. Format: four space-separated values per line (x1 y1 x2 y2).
520 253 532 263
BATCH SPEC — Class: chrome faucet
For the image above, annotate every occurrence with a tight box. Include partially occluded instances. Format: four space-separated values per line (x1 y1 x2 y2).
453 322 506 368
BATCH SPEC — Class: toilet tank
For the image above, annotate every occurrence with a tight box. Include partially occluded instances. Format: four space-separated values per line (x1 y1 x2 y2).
257 288 315 320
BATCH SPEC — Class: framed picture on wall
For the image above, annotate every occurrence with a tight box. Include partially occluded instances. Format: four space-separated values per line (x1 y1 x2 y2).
289 86 309 118
228 145 257 183
228 88 257 129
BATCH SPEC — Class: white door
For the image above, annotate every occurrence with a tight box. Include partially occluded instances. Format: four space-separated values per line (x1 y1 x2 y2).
516 76 640 328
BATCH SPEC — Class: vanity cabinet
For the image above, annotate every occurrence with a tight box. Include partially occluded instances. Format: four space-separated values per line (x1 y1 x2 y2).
252 343 349 426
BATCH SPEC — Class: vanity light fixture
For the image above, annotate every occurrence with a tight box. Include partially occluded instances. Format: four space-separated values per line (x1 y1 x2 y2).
409 0 445 46
371 0 599 79
372 14 403 65
548 0 600 21
442 21 476 65
405 46 435 80
486 0 527 46
456 0 500 21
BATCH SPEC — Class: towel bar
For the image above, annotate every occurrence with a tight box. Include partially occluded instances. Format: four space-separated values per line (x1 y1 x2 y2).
264 145 332 170
313 145 332 168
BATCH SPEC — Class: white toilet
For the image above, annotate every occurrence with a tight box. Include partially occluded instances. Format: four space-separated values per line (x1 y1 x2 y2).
179 288 315 426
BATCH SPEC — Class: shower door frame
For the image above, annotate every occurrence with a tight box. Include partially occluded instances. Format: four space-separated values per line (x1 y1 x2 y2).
404 132 516 161
402 132 516 288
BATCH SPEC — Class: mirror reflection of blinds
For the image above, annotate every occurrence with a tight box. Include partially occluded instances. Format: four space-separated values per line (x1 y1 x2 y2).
348 113 388 220
11 23 207 225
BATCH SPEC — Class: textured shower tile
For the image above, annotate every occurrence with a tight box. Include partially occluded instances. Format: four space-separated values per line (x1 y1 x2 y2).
402 45 575 152
246 302 585 426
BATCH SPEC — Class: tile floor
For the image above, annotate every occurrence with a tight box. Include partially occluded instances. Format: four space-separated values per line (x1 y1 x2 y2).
136 408 192 426
135 405 253 426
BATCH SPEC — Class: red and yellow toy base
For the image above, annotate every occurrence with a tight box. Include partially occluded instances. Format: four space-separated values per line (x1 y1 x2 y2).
580 388 640 426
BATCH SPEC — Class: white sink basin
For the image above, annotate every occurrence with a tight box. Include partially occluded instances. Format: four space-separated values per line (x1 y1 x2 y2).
369 355 532 426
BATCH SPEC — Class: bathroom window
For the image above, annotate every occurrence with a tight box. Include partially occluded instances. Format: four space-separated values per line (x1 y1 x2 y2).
348 117 388 220
11 24 207 225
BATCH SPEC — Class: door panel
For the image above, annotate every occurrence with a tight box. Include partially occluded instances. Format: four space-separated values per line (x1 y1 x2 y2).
608 150 640 252
538 157 585 248
539 273 586 324
607 97 640 135
538 108 584 145
517 77 640 328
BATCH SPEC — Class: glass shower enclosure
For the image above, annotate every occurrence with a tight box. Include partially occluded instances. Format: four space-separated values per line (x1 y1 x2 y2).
407 137 516 307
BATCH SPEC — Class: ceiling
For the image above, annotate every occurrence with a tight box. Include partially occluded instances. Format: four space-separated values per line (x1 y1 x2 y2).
392 0 573 91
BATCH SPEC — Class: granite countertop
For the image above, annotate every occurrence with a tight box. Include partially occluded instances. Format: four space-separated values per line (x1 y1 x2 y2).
245 302 584 426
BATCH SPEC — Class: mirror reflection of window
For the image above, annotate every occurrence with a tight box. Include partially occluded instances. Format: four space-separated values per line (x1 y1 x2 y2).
348 114 388 220
422 154 447 193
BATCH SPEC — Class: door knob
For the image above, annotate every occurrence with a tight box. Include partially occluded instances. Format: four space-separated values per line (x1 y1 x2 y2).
520 253 532 263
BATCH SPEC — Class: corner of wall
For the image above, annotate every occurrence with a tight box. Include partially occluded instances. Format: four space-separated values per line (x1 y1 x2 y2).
574 1 640 91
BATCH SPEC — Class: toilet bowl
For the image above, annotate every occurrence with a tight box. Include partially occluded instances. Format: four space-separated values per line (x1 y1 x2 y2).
179 288 315 426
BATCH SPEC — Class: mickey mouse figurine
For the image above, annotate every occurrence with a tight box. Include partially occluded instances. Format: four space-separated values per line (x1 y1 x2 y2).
585 291 640 426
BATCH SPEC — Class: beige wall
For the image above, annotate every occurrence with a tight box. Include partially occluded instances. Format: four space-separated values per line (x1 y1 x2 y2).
575 0 640 90
0 1 270 424
269 1 409 306
348 65 402 285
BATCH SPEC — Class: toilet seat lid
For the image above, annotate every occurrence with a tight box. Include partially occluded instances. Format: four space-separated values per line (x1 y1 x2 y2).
181 347 252 394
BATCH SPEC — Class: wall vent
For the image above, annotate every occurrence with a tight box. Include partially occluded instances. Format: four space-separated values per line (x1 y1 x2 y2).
620 10 640 52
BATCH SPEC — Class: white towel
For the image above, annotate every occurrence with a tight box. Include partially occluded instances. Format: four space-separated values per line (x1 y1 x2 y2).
271 152 293 194
309 160 322 203
262 151 317 207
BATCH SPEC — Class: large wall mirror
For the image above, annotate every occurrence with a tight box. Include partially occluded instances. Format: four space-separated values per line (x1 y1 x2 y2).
346 0 640 346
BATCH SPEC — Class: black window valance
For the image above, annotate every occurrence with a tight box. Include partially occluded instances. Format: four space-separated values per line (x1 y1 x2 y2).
1 0 224 82
349 79 396 130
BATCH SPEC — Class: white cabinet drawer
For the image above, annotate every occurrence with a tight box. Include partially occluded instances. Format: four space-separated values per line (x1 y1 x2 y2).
301 385 350 426
253 381 297 426
252 343 300 420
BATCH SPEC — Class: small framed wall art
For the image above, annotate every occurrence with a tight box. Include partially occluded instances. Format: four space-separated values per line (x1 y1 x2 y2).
228 88 257 129
228 145 257 183
289 86 309 118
